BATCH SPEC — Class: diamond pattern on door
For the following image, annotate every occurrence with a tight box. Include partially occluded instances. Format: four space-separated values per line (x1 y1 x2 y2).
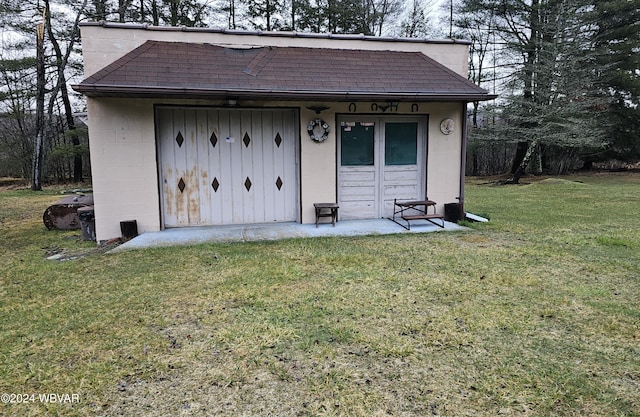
159 108 298 226
175 131 184 147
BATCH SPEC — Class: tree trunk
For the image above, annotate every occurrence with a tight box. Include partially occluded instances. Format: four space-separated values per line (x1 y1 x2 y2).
507 0 539 182
151 0 159 25
47 16 83 183
32 14 46 191
32 0 87 189
266 0 272 31
507 140 538 184
471 101 479 128
510 141 529 174
472 148 478 176
532 144 543 175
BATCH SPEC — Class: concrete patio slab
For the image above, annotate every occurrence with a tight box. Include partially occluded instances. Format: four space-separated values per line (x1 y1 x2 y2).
109 218 465 252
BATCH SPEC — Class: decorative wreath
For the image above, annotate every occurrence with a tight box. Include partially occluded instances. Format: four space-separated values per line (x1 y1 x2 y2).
307 118 330 142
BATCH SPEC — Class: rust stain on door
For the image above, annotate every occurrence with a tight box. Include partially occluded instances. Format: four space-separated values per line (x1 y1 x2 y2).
178 167 201 225
163 167 175 217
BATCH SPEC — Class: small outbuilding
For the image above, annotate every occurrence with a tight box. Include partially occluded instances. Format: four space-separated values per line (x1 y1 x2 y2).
73 22 495 243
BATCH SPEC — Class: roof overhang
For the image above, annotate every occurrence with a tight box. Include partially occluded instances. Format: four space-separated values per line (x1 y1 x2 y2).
73 41 497 103
74 85 496 102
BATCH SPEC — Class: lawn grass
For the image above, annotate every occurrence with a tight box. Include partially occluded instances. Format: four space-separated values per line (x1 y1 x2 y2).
1 173 639 416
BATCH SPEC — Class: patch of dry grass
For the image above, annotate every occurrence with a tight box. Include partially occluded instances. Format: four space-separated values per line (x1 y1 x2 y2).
1 174 639 416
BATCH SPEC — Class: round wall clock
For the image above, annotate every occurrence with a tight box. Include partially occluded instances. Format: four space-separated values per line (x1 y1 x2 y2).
440 118 455 135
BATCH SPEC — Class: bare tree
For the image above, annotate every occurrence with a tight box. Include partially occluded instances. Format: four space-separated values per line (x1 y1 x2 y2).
45 1 86 182
32 0 88 189
32 8 46 191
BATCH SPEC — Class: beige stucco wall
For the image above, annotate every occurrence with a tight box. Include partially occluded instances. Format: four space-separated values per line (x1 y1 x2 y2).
298 102 465 224
86 96 463 242
80 23 470 79
79 24 467 242
425 102 465 206
86 98 159 241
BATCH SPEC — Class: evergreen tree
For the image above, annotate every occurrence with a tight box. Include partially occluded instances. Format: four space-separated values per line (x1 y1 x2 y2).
591 0 640 163
294 0 399 35
246 0 286 30
458 0 612 181
398 0 434 38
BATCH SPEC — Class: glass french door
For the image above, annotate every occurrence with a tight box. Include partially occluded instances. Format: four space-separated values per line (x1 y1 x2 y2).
337 116 428 220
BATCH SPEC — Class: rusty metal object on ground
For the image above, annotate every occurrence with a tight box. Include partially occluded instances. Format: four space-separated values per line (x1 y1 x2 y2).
77 206 96 241
43 194 94 230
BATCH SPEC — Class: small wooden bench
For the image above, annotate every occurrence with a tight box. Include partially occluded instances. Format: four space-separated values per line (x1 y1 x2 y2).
391 199 445 230
314 203 339 227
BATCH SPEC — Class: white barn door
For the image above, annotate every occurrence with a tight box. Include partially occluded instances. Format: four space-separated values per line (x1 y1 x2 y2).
338 116 427 220
157 107 298 227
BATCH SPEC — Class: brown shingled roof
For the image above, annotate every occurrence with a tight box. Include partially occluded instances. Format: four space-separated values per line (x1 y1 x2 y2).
73 40 495 101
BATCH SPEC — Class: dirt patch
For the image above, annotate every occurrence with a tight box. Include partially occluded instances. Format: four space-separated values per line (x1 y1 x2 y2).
105 319 445 417
527 178 588 187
